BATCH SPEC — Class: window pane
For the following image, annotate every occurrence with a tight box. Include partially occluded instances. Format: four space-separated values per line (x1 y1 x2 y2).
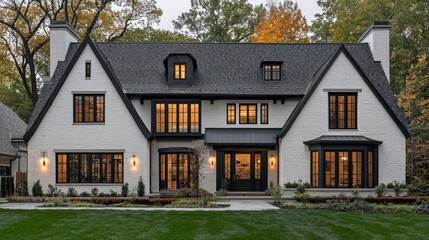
272 65 280 80
368 151 374 188
329 95 336 128
178 104 188 132
74 96 82 122
352 151 362 187
80 154 90 183
191 104 199 132
167 154 177 190
69 154 79 183
178 154 189 189
168 104 177 132
255 154 261 180
160 154 166 189
225 153 231 181
261 104 268 124
85 62 91 78
338 152 348 187
348 95 356 128
311 151 319 187
156 103 165 133
174 64 180 79
227 104 235 124
181 64 186 79
337 96 345 128
57 154 67 183
248 105 257 124
96 96 104 122
113 154 123 183
325 151 336 187
92 154 100 183
101 154 112 183
240 105 248 124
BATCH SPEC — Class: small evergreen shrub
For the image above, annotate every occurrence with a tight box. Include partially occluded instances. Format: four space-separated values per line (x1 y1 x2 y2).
295 180 310 195
159 189 176 198
91 187 99 197
32 179 43 197
272 185 283 205
326 199 370 212
16 183 28 196
374 183 387 197
67 187 78 197
110 190 119 197
121 183 129 197
351 188 360 199
284 181 299 188
47 184 63 197
137 176 145 197
173 188 193 198
216 189 228 197
407 183 429 196
79 191 91 197
392 181 406 197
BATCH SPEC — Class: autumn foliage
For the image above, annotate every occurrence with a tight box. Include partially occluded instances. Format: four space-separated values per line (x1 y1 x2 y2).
251 1 309 43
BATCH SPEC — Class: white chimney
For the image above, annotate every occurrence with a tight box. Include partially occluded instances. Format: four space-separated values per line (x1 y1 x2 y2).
49 21 78 77
358 21 390 82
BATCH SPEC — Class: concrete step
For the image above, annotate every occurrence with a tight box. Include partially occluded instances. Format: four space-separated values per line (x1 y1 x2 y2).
225 192 266 196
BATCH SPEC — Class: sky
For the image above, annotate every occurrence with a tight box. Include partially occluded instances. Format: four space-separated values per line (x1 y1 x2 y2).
154 0 321 31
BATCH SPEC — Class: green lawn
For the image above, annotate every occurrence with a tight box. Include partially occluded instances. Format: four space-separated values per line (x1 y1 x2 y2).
0 209 427 239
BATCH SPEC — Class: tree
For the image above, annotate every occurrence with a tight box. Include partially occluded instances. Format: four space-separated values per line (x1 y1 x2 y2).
251 1 309 43
311 0 429 94
117 27 199 42
397 54 429 184
0 0 162 106
173 0 264 42
188 140 208 196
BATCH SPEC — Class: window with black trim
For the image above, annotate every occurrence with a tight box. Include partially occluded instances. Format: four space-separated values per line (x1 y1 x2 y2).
261 104 268 124
311 151 319 187
85 62 91 78
160 153 191 190
154 102 200 133
56 153 123 183
174 63 186 80
329 93 357 129
239 104 257 124
227 104 236 124
0 166 10 176
263 64 281 81
73 94 105 123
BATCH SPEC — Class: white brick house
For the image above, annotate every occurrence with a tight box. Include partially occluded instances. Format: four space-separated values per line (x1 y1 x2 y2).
24 21 409 195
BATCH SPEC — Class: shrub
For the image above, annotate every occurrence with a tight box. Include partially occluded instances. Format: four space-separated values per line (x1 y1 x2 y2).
295 180 310 195
269 181 274 189
197 188 213 198
47 184 63 197
91 187 99 197
407 183 429 196
293 193 311 203
284 181 299 188
51 197 69 207
216 189 228 197
415 200 429 214
173 188 193 198
79 191 91 197
32 180 43 197
16 183 28 197
137 176 145 197
98 192 109 197
392 181 406 197
159 189 176 198
264 188 272 196
67 187 78 197
121 183 129 197
374 183 387 197
110 190 119 197
351 188 360 199
272 185 283 205
1 176 14 197
326 199 370 212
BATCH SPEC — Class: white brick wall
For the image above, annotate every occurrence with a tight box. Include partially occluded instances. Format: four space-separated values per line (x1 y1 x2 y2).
280 52 405 186
28 45 150 195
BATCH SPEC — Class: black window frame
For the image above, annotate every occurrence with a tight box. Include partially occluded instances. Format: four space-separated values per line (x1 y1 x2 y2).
153 101 201 134
0 166 11 176
174 63 187 80
329 93 357 129
85 62 91 78
261 103 269 124
56 153 124 184
239 104 258 124
159 152 192 190
227 104 236 124
73 94 105 123
263 64 281 81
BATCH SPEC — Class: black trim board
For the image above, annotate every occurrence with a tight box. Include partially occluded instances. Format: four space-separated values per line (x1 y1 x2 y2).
279 44 410 138
23 36 151 142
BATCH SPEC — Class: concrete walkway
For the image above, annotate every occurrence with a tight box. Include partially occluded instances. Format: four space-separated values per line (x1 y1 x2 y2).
0 200 279 211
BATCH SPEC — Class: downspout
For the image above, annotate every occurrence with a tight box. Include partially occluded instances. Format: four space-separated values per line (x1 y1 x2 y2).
149 137 152 194
276 137 280 186
9 155 20 177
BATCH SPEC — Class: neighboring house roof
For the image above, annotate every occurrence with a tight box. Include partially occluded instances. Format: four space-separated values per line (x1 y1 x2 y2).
0 102 27 157
279 45 410 138
303 135 383 145
24 40 410 142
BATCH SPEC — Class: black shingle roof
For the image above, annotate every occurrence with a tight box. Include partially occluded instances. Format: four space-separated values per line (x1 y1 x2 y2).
25 41 409 140
303 135 383 145
0 102 27 156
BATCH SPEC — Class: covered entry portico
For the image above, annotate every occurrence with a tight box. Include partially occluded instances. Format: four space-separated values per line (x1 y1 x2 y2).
205 128 279 192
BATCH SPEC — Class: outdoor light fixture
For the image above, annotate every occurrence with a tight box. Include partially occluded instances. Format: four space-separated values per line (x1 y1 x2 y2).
41 151 47 166
270 154 274 166
133 155 136 166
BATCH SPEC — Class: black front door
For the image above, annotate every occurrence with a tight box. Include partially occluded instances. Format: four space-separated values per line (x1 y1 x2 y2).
219 151 268 191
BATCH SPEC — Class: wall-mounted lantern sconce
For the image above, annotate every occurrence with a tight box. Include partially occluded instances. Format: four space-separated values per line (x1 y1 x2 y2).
133 155 136 166
209 154 215 167
41 151 47 166
270 154 274 166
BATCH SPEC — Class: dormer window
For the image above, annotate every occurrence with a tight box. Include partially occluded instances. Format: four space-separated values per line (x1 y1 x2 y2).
85 61 91 79
263 64 281 81
174 64 186 80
